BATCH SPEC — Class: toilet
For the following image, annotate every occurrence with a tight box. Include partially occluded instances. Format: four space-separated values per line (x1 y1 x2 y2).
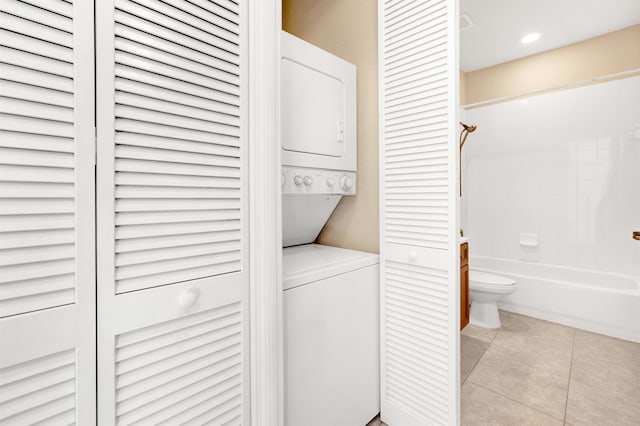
469 270 517 328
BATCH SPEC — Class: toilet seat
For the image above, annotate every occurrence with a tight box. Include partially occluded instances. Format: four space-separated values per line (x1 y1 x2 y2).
470 270 515 288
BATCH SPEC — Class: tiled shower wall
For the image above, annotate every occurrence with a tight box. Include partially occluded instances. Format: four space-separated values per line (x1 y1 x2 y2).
462 76 640 276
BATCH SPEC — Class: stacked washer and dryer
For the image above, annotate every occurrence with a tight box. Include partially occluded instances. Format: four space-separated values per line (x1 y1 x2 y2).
281 32 380 425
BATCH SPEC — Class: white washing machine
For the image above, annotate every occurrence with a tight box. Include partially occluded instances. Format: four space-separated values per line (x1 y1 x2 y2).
283 244 379 426
281 32 380 425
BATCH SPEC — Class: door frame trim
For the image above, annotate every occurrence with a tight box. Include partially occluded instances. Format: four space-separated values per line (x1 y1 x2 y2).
248 1 284 425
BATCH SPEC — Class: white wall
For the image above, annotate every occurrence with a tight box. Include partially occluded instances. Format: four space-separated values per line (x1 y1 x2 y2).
462 76 640 276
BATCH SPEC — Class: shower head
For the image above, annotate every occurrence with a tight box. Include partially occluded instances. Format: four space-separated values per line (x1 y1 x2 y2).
459 122 477 149
460 122 477 133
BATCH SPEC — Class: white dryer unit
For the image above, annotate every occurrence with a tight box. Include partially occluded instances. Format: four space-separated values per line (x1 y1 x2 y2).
283 244 380 426
281 32 358 248
281 32 357 171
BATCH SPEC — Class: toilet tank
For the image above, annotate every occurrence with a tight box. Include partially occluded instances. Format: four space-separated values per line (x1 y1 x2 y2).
281 31 357 171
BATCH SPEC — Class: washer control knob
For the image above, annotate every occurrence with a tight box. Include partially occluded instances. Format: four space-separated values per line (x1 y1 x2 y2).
303 176 313 186
294 175 303 186
326 177 335 187
340 175 354 191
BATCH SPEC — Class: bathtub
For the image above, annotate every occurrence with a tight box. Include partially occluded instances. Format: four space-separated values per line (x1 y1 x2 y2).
471 256 640 343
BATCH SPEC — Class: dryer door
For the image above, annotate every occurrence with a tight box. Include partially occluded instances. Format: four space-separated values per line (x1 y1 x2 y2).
282 58 344 158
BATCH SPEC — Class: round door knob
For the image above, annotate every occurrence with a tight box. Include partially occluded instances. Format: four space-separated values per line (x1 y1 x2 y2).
326 177 335 187
340 175 354 191
408 251 417 261
178 288 200 308
294 175 303 186
303 176 313 186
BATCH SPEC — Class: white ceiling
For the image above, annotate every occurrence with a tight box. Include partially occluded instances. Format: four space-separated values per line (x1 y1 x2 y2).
460 0 640 72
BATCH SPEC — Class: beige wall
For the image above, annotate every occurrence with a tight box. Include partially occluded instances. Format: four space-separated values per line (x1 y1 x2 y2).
463 25 640 106
283 0 379 253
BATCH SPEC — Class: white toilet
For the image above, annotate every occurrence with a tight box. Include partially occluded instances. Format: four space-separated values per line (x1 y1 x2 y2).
469 270 517 328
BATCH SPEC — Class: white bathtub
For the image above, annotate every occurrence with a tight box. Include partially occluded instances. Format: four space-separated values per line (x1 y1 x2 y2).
471 256 640 343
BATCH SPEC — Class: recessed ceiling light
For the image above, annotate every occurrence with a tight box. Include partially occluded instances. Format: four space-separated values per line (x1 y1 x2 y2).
520 33 540 44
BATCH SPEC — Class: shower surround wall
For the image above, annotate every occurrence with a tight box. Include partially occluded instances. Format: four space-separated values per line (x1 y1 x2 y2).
462 76 640 277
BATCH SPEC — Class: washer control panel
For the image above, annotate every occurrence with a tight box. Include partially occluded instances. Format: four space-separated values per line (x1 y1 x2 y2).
282 166 356 195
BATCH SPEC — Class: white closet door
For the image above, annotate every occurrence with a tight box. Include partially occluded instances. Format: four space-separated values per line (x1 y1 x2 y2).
0 0 95 423
379 0 460 424
96 0 249 424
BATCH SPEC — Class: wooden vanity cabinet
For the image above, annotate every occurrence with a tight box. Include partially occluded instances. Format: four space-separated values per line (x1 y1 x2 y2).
460 242 470 330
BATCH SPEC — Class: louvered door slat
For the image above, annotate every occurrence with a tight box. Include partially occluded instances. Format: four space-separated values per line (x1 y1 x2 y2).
380 0 459 424
0 0 95 422
116 172 239 189
113 11 238 76
0 198 73 215
0 96 73 122
0 349 75 424
111 0 243 292
0 3 77 317
116 209 240 225
118 0 239 50
115 230 240 254
98 0 249 423
109 304 244 425
114 0 239 63
0 81 73 108
115 333 240 388
115 92 239 127
0 30 73 64
0 12 72 48
0 47 73 78
114 45 239 96
115 118 238 147
116 145 240 166
162 0 239 29
0 62 73 94
18 0 73 17
115 26 239 86
115 79 239 120
2 0 72 32
115 65 239 109
115 105 239 138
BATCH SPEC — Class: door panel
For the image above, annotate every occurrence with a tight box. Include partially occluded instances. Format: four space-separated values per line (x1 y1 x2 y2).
97 0 249 424
0 0 96 423
379 0 460 424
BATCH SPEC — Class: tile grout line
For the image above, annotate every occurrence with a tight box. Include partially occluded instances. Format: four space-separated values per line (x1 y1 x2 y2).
465 314 572 423
468 381 566 422
466 345 573 422
461 327 499 385
563 328 577 425
462 340 490 385
464 318 503 384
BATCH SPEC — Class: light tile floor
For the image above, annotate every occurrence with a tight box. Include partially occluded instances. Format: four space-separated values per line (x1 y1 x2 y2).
367 311 639 425
366 417 386 426
461 310 640 425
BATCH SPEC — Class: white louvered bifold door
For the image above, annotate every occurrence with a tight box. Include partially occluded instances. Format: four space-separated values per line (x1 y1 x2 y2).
0 0 96 423
96 0 249 424
379 0 460 425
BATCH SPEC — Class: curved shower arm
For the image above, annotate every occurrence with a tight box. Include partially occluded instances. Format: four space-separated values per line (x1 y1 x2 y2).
459 122 477 196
